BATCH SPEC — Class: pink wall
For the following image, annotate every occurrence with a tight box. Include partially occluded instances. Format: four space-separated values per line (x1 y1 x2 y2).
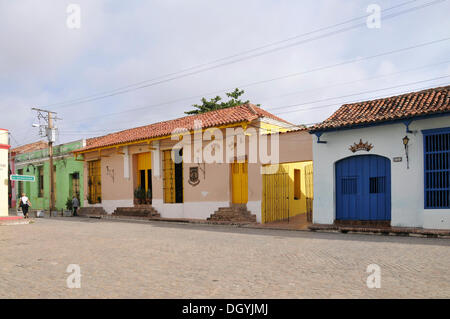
80 127 313 206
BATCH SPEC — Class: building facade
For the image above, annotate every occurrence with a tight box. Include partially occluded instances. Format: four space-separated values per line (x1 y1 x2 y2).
13 139 86 211
9 140 48 208
75 104 313 223
311 86 450 230
0 129 10 217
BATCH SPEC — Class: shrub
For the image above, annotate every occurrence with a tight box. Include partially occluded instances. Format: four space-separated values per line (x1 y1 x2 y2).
66 198 73 210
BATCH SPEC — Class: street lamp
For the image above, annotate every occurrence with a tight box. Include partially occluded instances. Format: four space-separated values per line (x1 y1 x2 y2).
403 135 410 169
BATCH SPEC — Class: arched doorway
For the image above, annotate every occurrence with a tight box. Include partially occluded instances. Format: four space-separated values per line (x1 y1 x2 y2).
335 155 391 221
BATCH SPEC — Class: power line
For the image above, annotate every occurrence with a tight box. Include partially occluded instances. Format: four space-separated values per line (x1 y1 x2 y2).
261 59 450 101
14 35 450 143
43 0 446 109
267 75 450 112
275 81 450 116
8 132 21 147
56 77 450 136
42 0 418 108
63 38 450 126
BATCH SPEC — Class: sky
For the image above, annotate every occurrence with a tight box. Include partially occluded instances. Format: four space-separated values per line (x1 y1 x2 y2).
1 0 449 147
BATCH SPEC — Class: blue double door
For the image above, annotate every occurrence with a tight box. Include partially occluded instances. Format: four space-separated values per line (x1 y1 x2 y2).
335 155 391 221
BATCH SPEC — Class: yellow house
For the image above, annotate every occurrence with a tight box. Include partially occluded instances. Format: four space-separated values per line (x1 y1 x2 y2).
261 161 313 223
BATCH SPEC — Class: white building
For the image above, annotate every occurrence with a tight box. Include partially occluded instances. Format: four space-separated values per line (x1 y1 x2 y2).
311 85 450 230
0 129 10 217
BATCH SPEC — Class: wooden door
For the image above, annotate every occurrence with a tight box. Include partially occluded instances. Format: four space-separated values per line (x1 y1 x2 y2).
231 161 248 204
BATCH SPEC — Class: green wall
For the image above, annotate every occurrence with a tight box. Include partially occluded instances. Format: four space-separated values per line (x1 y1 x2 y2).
15 140 84 211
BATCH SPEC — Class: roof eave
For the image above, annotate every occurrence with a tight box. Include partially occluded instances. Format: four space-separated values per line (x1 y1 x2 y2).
74 120 253 154
309 111 450 134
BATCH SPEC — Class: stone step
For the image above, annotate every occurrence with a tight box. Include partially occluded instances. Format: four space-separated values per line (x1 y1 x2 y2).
113 206 160 218
78 207 107 217
212 210 254 217
208 206 256 222
217 206 248 212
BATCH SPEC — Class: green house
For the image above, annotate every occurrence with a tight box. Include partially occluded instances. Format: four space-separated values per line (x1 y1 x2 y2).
14 139 85 211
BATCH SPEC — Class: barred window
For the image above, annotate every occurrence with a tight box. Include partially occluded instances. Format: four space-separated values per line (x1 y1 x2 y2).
341 177 357 195
38 166 44 198
423 128 450 209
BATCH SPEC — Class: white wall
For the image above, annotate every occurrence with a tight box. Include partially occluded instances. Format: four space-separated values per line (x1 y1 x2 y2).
312 116 450 229
152 199 229 220
0 130 8 217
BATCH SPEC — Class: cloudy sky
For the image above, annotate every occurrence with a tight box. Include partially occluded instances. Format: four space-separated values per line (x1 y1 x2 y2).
1 0 449 147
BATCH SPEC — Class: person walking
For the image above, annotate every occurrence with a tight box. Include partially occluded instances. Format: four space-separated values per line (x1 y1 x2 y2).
72 195 80 216
19 193 32 219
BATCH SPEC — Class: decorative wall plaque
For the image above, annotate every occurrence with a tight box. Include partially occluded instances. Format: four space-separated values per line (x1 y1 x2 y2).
188 167 200 186
349 139 373 153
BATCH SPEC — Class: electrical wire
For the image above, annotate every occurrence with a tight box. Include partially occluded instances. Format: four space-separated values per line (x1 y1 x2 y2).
65 58 450 125
42 0 446 109
55 78 450 137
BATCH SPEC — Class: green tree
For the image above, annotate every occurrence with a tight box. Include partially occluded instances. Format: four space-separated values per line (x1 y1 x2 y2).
185 88 255 115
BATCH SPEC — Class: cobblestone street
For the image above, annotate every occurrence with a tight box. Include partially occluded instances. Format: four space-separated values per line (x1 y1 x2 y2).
1 218 449 298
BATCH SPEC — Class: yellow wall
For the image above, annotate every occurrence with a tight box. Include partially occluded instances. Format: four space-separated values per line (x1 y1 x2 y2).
261 161 313 223
258 121 291 134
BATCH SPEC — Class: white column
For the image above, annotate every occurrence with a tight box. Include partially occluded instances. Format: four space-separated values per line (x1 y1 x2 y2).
0 129 10 217
152 141 161 178
123 146 130 179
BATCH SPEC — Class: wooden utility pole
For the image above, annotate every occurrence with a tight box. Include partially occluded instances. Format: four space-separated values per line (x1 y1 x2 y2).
32 108 60 216
48 112 55 214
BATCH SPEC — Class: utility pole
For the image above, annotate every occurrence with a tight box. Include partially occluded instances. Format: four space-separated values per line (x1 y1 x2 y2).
32 108 61 217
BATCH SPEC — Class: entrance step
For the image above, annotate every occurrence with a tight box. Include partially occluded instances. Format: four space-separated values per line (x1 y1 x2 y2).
334 220 391 228
208 206 256 223
78 207 107 218
113 206 160 218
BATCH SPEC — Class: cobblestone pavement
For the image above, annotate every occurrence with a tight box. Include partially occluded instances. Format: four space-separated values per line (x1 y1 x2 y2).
1 218 449 298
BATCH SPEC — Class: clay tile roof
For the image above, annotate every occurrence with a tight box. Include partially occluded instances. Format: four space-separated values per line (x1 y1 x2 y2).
310 85 450 132
10 140 48 155
78 104 292 152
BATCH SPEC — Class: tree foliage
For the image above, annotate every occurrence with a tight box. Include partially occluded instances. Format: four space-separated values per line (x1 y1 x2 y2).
185 88 255 115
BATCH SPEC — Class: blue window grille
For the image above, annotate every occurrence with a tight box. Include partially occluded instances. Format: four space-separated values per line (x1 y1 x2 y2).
423 127 450 209
341 177 357 194
370 177 385 194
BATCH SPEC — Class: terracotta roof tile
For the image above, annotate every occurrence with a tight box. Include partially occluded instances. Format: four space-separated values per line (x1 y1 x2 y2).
10 140 48 155
78 104 292 152
311 85 450 131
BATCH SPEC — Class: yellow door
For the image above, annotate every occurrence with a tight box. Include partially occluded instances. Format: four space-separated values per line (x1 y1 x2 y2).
137 152 152 192
88 160 101 204
262 167 289 223
231 161 248 204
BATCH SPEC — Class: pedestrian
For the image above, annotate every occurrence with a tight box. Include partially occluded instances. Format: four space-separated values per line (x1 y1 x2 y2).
19 193 32 219
72 195 80 216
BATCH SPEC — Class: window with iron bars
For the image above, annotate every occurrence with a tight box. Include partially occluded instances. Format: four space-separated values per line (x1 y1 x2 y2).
423 127 450 209
38 166 44 198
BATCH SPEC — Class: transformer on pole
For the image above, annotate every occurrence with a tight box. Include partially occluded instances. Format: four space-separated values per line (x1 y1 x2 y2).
31 108 61 216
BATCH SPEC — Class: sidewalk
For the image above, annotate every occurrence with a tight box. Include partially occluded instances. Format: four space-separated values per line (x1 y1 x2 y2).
309 223 450 238
245 214 311 231
12 207 450 238
1 208 29 225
